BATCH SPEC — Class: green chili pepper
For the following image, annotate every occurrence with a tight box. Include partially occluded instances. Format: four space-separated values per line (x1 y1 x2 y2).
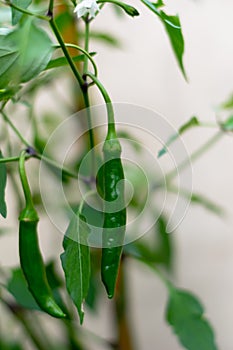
100 135 126 299
18 150 66 318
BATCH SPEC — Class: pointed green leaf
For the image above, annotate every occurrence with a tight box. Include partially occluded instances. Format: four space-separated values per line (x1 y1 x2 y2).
166 289 218 350
11 0 32 25
0 151 7 218
0 19 53 88
141 0 186 78
158 117 200 157
61 213 90 324
97 0 139 17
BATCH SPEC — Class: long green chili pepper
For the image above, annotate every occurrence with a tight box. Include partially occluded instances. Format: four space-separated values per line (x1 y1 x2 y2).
86 72 126 298
100 135 126 298
18 150 66 318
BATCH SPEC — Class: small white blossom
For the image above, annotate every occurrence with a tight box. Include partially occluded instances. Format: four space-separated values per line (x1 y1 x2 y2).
74 0 100 19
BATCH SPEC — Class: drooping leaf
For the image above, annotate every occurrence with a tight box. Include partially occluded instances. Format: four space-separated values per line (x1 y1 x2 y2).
0 150 7 218
166 288 218 350
45 52 96 70
0 19 53 88
61 213 90 324
141 0 186 78
97 0 139 17
158 117 200 157
11 0 32 25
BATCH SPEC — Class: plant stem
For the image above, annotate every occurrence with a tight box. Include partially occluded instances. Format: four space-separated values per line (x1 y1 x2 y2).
2 300 49 350
3 0 49 21
85 72 116 138
49 18 84 88
113 259 134 350
0 156 22 164
53 43 98 76
1 110 30 147
82 20 96 177
19 150 35 211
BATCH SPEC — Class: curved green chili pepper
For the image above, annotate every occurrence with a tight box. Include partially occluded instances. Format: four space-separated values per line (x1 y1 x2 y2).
18 150 66 318
100 136 126 299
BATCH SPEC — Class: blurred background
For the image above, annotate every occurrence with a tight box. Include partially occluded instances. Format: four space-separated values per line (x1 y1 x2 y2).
1 0 233 349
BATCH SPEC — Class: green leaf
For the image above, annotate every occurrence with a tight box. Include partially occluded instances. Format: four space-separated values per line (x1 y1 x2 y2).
0 150 7 218
0 19 53 88
191 193 224 216
84 31 121 47
11 0 32 25
166 288 218 350
97 0 140 17
220 94 233 110
45 52 96 70
61 213 90 324
126 215 172 269
141 0 186 78
158 117 200 157
6 263 65 312
7 268 40 310
220 115 233 131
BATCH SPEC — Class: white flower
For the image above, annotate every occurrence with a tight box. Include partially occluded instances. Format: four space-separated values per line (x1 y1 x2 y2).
74 0 100 19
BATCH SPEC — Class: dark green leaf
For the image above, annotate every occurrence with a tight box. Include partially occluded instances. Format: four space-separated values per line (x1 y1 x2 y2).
166 288 218 350
0 150 7 218
0 19 53 88
45 52 96 70
97 0 140 17
141 0 186 78
158 117 200 157
153 0 164 9
0 86 21 101
61 213 90 324
11 0 32 25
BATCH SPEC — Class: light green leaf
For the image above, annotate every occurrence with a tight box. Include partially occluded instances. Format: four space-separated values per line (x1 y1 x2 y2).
12 0 32 25
166 288 218 350
45 52 96 70
158 117 200 157
61 213 90 324
0 19 53 88
0 150 7 218
220 115 233 131
191 193 224 216
97 0 139 17
141 0 186 78
220 94 233 110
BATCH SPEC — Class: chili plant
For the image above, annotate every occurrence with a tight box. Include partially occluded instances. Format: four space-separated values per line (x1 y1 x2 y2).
0 0 232 349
